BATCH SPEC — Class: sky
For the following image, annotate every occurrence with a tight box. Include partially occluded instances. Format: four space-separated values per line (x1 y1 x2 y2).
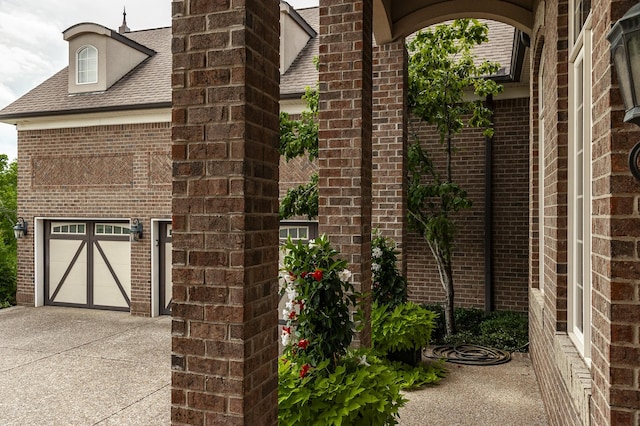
0 0 319 162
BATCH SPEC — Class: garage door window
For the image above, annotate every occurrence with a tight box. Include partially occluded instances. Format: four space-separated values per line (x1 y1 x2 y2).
95 223 131 235
52 223 86 235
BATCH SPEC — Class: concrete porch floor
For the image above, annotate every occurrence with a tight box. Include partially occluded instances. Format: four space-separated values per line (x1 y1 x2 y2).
0 306 547 425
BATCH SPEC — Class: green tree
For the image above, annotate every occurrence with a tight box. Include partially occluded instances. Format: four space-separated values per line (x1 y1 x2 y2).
279 84 319 219
406 19 503 336
0 155 17 306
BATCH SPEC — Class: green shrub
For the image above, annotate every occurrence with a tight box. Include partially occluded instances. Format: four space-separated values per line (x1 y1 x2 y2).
278 354 406 426
0 240 16 307
371 231 407 309
372 301 437 353
385 359 447 390
279 236 410 424
280 236 356 369
424 305 529 352
478 311 529 352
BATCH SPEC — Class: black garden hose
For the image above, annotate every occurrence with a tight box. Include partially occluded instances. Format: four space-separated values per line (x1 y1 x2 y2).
426 344 512 365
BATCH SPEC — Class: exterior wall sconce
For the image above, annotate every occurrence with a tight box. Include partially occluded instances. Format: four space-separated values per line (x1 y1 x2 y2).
608 3 640 180
13 217 27 239
130 218 143 241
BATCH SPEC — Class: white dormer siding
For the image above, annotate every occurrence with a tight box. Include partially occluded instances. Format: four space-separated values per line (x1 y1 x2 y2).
63 23 155 94
280 2 316 74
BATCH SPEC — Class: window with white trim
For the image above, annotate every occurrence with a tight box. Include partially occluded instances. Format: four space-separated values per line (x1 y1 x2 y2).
77 46 98 84
568 0 592 362
279 225 309 241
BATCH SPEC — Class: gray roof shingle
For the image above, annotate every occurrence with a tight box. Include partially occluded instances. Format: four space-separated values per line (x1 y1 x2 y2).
0 9 520 120
0 27 171 120
281 7 319 98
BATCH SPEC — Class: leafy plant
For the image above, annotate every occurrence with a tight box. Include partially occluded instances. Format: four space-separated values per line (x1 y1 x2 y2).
386 359 446 390
279 173 318 219
280 235 356 370
371 301 437 353
425 305 529 352
406 19 503 336
279 74 319 220
278 354 406 426
371 231 407 309
279 236 412 424
0 155 17 308
478 311 529 352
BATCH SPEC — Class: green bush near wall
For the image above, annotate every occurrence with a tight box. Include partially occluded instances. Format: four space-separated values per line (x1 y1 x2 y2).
425 305 529 352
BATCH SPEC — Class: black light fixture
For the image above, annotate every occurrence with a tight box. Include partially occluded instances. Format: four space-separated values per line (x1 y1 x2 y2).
130 218 143 241
13 217 27 239
608 3 640 179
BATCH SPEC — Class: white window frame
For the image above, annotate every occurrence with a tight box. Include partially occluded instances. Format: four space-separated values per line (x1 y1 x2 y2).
279 225 310 242
539 54 546 293
77 45 98 84
568 8 592 363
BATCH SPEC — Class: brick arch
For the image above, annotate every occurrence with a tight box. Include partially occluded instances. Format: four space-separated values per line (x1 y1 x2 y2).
374 0 534 43
530 32 545 292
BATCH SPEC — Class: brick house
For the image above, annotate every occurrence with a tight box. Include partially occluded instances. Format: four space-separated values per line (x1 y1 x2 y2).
0 4 530 316
2 0 640 425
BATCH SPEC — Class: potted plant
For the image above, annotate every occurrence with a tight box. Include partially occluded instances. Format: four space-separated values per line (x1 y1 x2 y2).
371 301 437 366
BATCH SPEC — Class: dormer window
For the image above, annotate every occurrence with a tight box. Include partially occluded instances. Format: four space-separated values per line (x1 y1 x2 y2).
77 46 98 84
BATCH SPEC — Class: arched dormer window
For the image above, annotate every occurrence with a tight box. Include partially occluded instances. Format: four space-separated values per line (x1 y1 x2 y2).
77 45 98 84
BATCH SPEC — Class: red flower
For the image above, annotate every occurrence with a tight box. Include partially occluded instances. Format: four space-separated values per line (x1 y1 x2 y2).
288 310 297 320
300 363 311 378
297 339 309 350
300 271 308 278
282 326 291 334
312 269 323 281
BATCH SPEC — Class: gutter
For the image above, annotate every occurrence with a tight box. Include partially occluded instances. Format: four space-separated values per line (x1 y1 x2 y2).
484 94 495 315
0 102 171 125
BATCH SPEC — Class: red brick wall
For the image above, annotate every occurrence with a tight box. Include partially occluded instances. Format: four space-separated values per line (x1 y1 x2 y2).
405 97 530 312
527 0 589 422
528 0 640 424
15 122 172 316
372 40 408 275
318 0 373 345
171 0 280 424
592 0 640 424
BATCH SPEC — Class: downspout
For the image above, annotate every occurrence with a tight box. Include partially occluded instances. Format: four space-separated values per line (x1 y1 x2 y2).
484 94 495 315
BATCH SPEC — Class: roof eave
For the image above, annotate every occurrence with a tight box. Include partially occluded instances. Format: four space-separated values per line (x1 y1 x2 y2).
0 102 172 125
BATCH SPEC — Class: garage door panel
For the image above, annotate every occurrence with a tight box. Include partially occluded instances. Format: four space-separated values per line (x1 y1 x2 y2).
164 241 172 312
48 240 87 305
93 241 131 308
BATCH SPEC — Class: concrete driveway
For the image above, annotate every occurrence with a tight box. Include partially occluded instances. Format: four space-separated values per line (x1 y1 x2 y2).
0 305 548 426
0 306 170 425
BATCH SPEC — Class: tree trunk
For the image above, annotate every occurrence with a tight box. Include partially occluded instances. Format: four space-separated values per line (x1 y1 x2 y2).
425 238 457 337
438 253 456 336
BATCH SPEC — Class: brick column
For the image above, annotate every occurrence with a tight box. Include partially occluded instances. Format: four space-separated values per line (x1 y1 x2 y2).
318 0 373 345
171 1 280 425
372 40 408 275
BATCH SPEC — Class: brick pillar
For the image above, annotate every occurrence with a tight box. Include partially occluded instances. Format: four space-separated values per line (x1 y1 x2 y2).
372 40 408 275
318 0 373 346
170 1 280 425
595 3 640 424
